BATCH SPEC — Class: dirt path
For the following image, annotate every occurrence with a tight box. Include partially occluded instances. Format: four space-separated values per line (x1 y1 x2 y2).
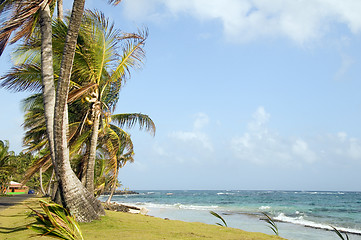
0 195 34 211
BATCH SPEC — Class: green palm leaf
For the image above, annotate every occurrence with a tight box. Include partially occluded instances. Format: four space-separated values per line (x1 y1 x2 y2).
111 113 155 136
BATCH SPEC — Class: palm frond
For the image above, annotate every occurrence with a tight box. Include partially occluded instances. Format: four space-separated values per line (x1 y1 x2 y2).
27 200 84 240
261 212 279 236
109 28 148 85
331 226 350 240
67 83 98 103
210 211 228 227
21 154 51 185
0 0 50 55
108 0 122 5
111 113 155 136
0 63 42 92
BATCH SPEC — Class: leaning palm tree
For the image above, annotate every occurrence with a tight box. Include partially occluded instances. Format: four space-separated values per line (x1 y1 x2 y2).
0 0 105 222
1 0 125 222
2 10 155 198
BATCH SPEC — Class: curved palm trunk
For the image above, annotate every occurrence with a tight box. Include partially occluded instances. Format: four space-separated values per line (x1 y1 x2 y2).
85 101 101 194
106 168 119 204
53 0 104 222
105 182 116 204
46 169 54 196
39 167 45 195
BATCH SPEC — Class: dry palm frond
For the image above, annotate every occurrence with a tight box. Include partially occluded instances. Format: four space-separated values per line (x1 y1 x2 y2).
0 0 54 55
108 0 122 5
27 200 84 240
21 154 51 185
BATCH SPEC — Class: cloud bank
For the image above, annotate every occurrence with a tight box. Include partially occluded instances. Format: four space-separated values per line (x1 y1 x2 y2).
149 107 361 169
231 107 361 167
122 0 361 44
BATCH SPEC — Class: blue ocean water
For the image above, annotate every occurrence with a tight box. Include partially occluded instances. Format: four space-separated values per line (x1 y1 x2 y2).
99 190 361 240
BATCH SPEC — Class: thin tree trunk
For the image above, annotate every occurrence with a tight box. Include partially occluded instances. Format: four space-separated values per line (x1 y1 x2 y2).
39 4 56 164
106 169 118 204
46 169 54 196
57 0 63 21
39 167 45 195
39 2 63 202
85 101 101 194
53 0 104 222
80 141 90 184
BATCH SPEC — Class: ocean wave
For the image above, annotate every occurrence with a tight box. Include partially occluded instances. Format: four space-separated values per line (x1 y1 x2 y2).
217 192 235 195
259 206 271 210
274 213 361 235
115 201 219 211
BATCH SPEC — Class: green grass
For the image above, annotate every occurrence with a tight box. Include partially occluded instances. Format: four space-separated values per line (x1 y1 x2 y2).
0 197 285 240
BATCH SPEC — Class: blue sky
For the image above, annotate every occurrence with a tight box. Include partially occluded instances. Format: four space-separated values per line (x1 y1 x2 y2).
1 0 361 191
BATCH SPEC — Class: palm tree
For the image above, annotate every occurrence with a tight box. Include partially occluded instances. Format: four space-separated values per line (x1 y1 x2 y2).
0 0 104 222
73 11 155 194
0 140 15 193
1 3 150 222
102 127 134 204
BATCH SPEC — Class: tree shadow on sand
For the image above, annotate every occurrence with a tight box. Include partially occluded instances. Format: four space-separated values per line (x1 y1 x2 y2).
0 224 31 234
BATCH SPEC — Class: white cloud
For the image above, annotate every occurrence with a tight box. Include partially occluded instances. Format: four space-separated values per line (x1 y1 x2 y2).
335 52 354 80
122 0 361 44
193 112 209 131
231 107 361 167
347 138 361 159
292 139 317 163
170 113 213 151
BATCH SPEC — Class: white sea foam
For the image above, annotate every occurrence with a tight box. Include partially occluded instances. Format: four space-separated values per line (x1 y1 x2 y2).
274 213 361 235
217 192 235 195
116 201 219 212
259 206 271 210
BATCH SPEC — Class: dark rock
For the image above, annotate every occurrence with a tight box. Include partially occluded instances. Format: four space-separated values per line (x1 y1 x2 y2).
103 202 140 213
103 190 139 195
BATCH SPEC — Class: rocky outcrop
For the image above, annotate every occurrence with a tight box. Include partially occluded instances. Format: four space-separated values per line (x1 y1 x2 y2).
103 202 148 215
103 190 139 195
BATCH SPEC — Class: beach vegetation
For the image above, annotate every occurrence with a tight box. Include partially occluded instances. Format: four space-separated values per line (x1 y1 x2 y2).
1 197 284 240
331 226 350 240
0 140 15 193
210 210 228 227
261 212 279 236
28 200 84 240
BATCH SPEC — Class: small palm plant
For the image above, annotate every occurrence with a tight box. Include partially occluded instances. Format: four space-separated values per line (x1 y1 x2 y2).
331 226 350 240
27 200 84 240
210 211 228 227
261 212 279 236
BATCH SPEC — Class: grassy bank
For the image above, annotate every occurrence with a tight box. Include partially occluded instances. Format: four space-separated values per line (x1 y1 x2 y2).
0 197 285 240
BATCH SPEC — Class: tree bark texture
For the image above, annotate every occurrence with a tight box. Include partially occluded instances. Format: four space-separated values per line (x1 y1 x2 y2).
85 101 101 194
53 0 104 222
57 0 63 21
39 167 46 195
46 169 54 196
39 4 56 166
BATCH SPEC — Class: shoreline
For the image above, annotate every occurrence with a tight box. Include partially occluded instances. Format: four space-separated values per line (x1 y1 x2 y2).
0 196 283 240
100 191 361 240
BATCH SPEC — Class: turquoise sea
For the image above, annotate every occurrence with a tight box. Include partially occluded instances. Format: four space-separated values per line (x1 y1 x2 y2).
99 190 361 240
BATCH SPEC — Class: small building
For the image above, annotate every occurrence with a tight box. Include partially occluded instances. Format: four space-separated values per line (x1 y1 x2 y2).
6 181 29 195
